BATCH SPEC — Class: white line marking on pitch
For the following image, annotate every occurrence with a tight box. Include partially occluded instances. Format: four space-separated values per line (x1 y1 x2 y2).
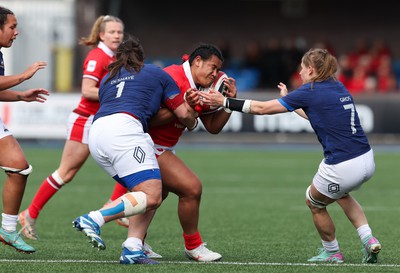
0 259 399 267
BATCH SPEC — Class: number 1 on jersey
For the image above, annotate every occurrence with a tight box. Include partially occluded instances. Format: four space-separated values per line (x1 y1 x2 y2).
115 81 125 98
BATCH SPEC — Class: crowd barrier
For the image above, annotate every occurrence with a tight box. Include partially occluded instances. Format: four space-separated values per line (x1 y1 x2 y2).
0 92 399 140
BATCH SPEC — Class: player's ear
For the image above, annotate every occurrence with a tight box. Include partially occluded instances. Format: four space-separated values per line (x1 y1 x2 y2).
193 56 202 67
308 66 314 75
99 32 105 41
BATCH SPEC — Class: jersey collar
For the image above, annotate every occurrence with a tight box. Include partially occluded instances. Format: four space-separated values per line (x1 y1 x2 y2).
98 41 115 58
183 60 196 89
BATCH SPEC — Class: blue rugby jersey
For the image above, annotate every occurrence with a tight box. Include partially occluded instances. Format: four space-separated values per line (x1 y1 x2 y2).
94 64 183 132
278 79 370 164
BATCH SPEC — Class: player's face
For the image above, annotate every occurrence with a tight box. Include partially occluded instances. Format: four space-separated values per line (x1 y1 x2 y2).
100 21 124 52
0 14 18 48
299 62 313 84
193 55 222 88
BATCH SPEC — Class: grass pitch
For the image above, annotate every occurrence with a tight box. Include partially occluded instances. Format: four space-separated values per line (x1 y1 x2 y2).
0 142 399 273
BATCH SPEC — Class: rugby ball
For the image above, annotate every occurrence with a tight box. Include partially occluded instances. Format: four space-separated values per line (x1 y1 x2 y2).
198 71 229 113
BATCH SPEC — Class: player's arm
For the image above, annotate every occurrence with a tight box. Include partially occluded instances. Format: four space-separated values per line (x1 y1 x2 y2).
81 78 99 101
0 61 47 91
173 101 198 130
245 99 288 115
0 75 25 91
185 88 200 108
163 88 198 130
148 107 175 127
200 91 288 115
200 110 229 134
0 88 49 102
200 76 238 134
278 82 308 119
149 86 199 128
291 106 307 119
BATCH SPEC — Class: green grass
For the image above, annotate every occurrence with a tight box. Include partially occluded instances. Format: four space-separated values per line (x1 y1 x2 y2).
0 143 399 273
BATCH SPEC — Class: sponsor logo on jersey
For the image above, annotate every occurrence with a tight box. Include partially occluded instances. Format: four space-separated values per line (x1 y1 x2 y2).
87 60 97 72
340 96 352 102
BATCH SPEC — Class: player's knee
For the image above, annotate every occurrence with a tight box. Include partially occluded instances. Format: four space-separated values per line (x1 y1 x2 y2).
305 185 327 209
121 191 147 216
1 164 33 176
184 178 203 199
154 195 162 208
146 191 162 210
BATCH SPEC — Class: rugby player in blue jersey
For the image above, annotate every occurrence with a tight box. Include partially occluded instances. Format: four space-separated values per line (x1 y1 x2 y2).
201 48 381 264
72 35 197 264
0 6 49 254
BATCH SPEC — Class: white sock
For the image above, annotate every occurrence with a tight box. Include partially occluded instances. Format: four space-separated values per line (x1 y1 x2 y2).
322 238 340 252
123 237 143 252
357 224 372 242
88 211 105 227
1 213 18 232
51 170 65 186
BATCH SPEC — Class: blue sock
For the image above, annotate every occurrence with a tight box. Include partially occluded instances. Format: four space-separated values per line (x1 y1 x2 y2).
100 201 125 217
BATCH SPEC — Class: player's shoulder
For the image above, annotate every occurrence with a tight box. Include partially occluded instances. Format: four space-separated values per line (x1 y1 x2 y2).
143 63 169 77
144 63 163 71
86 47 103 57
140 64 174 83
85 47 111 62
163 64 182 73
164 64 186 82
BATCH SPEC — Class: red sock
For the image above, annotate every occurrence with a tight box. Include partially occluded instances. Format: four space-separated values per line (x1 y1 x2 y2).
183 231 203 250
28 176 63 219
109 182 127 201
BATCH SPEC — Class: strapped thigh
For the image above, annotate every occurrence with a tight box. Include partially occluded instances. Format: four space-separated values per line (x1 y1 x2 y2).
306 185 328 208
1 164 33 176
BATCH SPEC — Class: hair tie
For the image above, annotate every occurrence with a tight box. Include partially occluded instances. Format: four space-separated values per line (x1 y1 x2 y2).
182 54 189 62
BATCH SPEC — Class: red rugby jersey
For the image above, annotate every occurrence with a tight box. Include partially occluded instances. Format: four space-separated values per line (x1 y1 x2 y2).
74 42 115 115
148 63 192 147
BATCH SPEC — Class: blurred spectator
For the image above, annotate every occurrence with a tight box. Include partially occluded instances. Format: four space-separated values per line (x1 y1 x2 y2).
368 38 391 73
281 36 306 86
216 39 235 70
364 76 378 94
337 54 353 87
241 40 264 71
338 37 398 94
261 37 283 88
374 55 397 92
347 38 370 69
313 39 337 57
288 64 302 89
239 40 265 89
346 65 367 94
234 36 399 93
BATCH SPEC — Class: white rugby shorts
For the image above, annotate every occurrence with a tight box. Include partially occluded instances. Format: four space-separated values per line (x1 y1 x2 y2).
312 149 375 200
88 113 159 179
66 111 94 144
0 118 12 139
153 144 175 158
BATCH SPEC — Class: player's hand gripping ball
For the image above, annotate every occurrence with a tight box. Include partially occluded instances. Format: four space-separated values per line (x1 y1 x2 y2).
197 71 229 113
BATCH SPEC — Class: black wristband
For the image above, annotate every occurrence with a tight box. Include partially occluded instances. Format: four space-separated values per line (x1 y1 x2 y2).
225 98 246 112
